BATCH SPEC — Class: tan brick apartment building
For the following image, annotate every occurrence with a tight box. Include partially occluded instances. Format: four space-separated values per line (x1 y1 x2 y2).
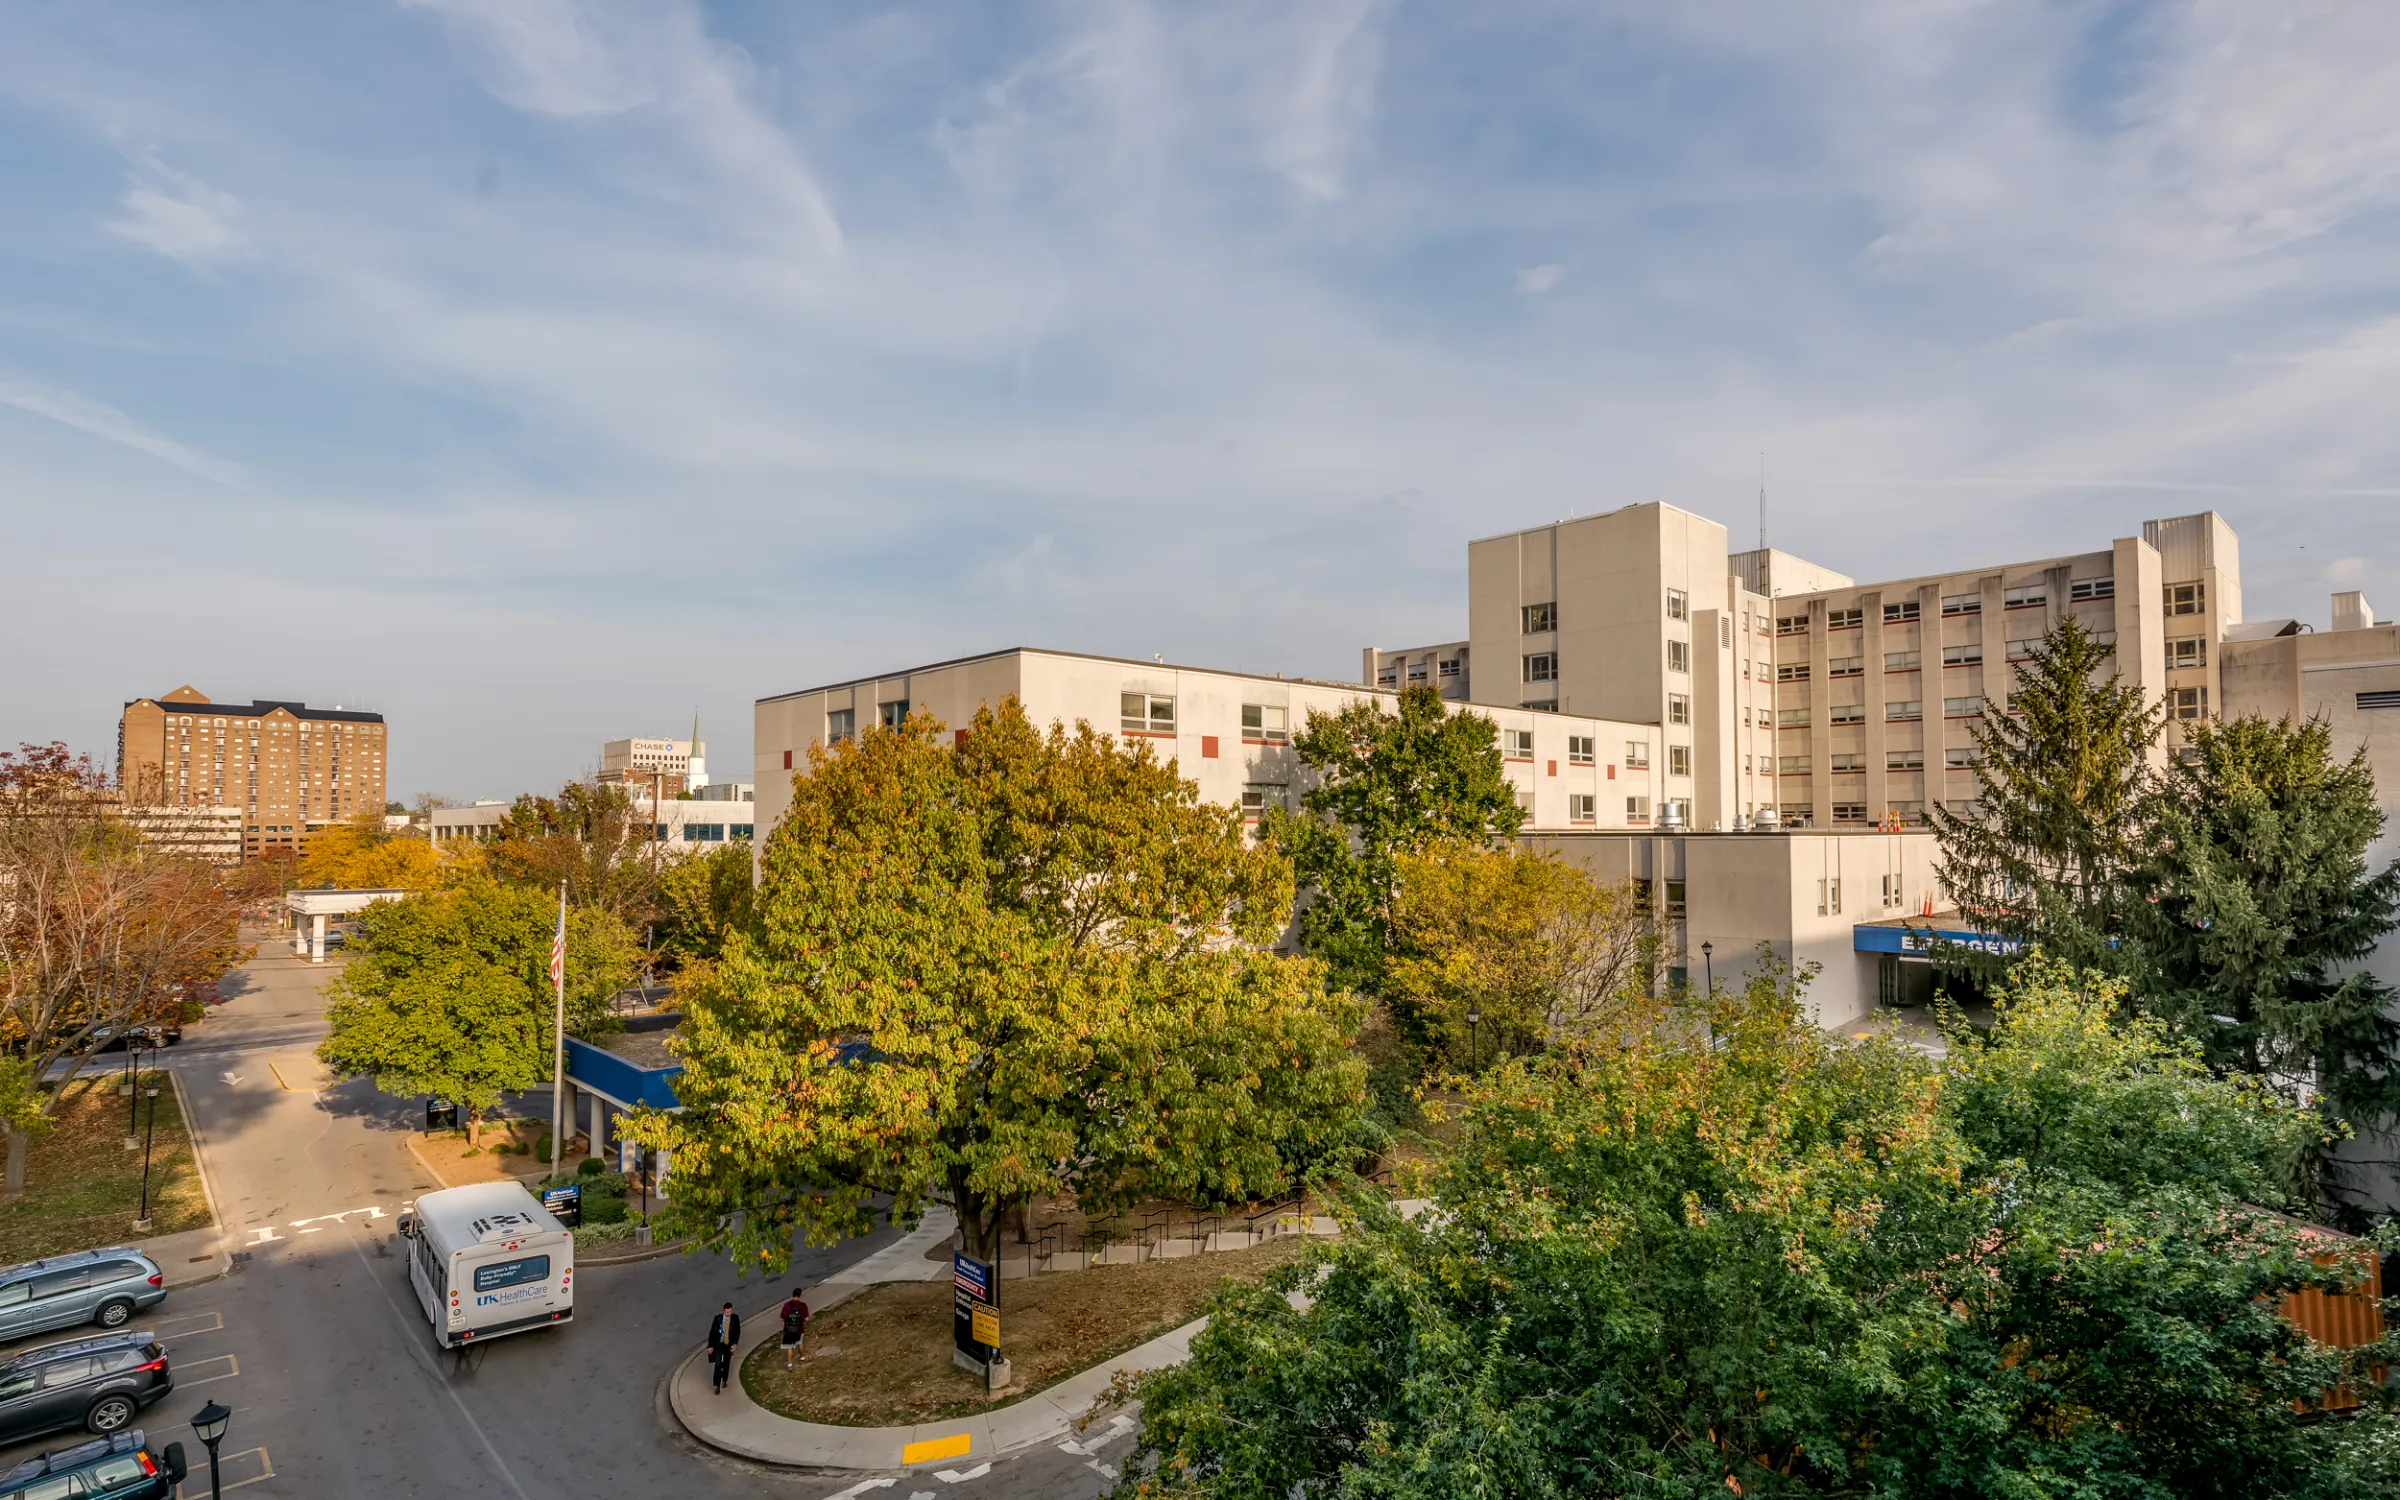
117 686 389 860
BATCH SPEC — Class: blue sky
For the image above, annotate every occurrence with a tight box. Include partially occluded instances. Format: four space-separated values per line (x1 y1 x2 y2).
4 1 2396 801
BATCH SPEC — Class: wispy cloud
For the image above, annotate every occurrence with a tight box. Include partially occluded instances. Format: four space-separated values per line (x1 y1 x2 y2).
105 157 244 268
0 382 247 488
1515 263 1564 295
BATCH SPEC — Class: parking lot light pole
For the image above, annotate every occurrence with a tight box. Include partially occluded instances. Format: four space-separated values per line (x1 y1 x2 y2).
123 1040 140 1148
134 1079 160 1232
191 1399 231 1500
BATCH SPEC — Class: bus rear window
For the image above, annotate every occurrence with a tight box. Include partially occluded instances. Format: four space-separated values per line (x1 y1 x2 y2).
472 1255 552 1293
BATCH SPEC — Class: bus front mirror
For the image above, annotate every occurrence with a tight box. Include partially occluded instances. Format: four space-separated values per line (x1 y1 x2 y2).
397 1216 415 1239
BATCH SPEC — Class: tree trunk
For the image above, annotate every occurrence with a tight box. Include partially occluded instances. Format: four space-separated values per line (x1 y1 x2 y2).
3 1123 27 1200
466 1108 483 1148
948 1168 1012 1263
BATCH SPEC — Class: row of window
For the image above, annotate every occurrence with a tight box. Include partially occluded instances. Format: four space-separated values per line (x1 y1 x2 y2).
1777 576 2145 632
645 823 755 842
1771 747 1984 774
1375 656 1462 687
1520 590 1693 638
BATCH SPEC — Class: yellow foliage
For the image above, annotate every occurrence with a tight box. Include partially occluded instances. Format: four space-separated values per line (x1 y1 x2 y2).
295 814 448 890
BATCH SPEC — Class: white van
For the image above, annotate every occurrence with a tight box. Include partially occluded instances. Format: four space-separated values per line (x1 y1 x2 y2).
398 1182 575 1347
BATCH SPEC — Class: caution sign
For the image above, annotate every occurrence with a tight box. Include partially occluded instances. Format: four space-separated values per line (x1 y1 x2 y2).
972 1303 999 1347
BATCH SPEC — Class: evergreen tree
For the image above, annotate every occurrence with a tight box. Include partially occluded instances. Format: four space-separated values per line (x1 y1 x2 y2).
2130 714 2400 1216
1928 617 2161 981
1271 685 1523 1000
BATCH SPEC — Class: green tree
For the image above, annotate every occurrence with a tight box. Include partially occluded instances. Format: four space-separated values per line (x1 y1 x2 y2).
1272 685 1523 1001
487 779 658 922
1385 845 1655 1068
652 838 756 967
1114 958 2396 1499
629 698 1364 1268
316 878 637 1144
1929 617 2162 981
2128 713 2400 1216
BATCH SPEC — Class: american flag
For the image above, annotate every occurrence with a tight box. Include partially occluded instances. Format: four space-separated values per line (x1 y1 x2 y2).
548 886 567 989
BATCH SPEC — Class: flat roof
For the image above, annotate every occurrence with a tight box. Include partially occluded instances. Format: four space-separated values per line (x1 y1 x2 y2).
132 698 386 724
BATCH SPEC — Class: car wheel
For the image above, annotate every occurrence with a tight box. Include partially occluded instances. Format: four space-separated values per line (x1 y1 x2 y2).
86 1394 137 1434
95 1298 135 1329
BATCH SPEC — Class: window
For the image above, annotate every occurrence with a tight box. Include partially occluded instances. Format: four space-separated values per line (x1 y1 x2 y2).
1721 617 1733 648
1121 693 1176 735
1567 735 1595 765
1667 640 1689 672
1830 753 1864 772
1832 803 1867 823
1505 729 1535 760
1624 741 1651 768
1626 795 1652 823
1781 803 1812 824
1945 747 1981 768
877 699 909 730
1668 746 1691 777
683 823 726 842
1881 874 1905 908
1883 650 1920 672
2166 637 2207 669
1523 652 1557 683
1886 700 1923 721
1944 696 1984 718
826 709 854 744
1439 656 1462 679
1522 602 1557 633
1667 694 1690 725
473 1254 553 1292
1665 797 1692 825
1241 704 1289 743
731 824 754 839
1828 607 1863 630
2164 581 2205 616
1666 588 1688 620
1568 793 1596 823
2170 686 2209 720
1816 877 1842 914
1523 699 1558 712
1830 703 1867 725
2070 576 2114 601
1882 601 1921 624
2004 583 2047 610
1241 785 1288 822
2092 630 2117 651
1777 662 1810 682
1777 615 1808 636
1376 664 1398 687
1826 656 1862 678
1664 879 1687 918
2006 637 2039 663
1407 661 1428 684
1779 755 1809 775
1779 707 1813 727
2361 690 2400 712
1887 749 1925 771
1942 643 1981 666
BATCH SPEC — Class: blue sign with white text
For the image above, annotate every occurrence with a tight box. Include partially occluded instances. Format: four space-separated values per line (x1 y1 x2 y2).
1853 924 2025 957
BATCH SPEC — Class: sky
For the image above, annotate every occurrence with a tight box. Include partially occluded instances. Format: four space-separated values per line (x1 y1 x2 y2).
3 1 2397 803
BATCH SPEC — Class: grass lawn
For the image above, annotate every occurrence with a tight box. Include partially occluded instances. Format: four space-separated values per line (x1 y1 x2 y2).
0 1071 212 1263
741 1236 1306 1427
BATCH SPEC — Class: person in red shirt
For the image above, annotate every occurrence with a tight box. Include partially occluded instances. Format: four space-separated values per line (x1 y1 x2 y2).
779 1289 810 1368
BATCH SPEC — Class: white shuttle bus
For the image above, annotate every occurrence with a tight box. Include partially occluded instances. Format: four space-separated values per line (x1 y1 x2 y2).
398 1181 575 1347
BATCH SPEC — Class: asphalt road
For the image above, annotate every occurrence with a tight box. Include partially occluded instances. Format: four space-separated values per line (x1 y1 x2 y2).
2 937 1129 1499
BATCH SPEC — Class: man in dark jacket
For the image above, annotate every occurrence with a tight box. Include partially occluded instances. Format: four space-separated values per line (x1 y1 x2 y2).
706 1302 741 1393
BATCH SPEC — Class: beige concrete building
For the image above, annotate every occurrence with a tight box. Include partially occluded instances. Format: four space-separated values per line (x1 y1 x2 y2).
599 737 703 799
1361 641 1472 702
429 795 756 849
754 647 1672 854
117 687 389 860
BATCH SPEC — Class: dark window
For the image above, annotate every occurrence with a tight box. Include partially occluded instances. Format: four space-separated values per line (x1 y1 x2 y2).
2361 691 2400 711
39 1356 99 1388
877 700 909 730
1521 602 1557 633
731 824 754 839
28 1269 88 1300
473 1255 552 1293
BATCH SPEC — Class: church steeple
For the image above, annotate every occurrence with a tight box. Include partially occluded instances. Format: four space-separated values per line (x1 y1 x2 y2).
687 709 707 792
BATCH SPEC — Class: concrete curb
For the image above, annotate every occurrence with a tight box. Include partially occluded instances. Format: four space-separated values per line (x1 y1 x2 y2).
579 1234 692 1267
155 1062 231 1288
402 1131 452 1190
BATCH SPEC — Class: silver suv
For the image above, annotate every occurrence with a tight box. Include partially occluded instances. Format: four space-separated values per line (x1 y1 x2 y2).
0 1251 167 1344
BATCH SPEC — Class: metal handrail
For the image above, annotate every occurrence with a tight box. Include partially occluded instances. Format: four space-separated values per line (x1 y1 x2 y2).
1138 1209 1172 1262
1189 1212 1221 1253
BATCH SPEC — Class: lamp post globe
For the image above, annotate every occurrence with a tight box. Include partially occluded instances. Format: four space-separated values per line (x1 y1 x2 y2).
1465 1008 1481 1072
191 1399 231 1500
1701 941 1714 998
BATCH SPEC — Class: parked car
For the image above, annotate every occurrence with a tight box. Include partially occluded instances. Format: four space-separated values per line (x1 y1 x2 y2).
0 1333 175 1445
0 1251 167 1343
0 1429 187 1499
86 1023 181 1052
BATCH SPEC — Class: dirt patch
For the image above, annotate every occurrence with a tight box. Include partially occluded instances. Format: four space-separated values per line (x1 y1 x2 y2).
411 1119 584 1187
743 1237 1306 1427
0 1072 212 1263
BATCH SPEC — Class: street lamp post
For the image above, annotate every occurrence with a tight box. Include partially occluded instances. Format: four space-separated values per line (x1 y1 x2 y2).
134 1078 161 1233
191 1399 231 1500
123 1038 141 1148
1701 941 1714 999
1465 1007 1482 1073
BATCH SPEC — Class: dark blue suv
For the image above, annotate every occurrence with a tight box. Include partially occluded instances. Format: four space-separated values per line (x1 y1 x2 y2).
0 1430 188 1499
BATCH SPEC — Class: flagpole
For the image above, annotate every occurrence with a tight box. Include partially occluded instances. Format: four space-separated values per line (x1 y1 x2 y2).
550 879 567 1178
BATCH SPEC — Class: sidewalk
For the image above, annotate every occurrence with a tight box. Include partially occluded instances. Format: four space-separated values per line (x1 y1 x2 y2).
668 1198 1428 1472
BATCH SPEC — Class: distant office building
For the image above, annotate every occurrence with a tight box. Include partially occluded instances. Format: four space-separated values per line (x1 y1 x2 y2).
428 796 754 848
117 686 388 860
600 736 705 798
691 781 753 802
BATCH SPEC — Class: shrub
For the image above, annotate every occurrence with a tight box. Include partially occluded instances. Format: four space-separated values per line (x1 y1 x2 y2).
533 1133 553 1163
577 1155 606 1176
581 1191 630 1225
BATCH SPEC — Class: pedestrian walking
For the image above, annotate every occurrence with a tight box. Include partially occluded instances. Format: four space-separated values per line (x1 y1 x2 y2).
706 1301 741 1394
779 1289 810 1368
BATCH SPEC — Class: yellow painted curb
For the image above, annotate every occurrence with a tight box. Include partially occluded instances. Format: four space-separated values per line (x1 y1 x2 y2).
900 1432 972 1465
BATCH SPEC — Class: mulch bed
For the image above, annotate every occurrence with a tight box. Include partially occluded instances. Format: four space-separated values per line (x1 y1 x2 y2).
741 1236 1306 1426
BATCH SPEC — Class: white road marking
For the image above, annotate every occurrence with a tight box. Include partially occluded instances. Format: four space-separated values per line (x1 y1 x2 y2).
178 1353 239 1386
819 1481 896 1499
934 1464 991 1482
219 1072 243 1086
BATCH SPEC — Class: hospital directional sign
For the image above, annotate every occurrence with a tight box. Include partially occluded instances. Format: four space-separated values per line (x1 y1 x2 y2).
1853 922 2024 957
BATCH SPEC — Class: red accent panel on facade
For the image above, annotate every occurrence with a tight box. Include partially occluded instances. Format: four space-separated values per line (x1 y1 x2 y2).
1201 736 1219 759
